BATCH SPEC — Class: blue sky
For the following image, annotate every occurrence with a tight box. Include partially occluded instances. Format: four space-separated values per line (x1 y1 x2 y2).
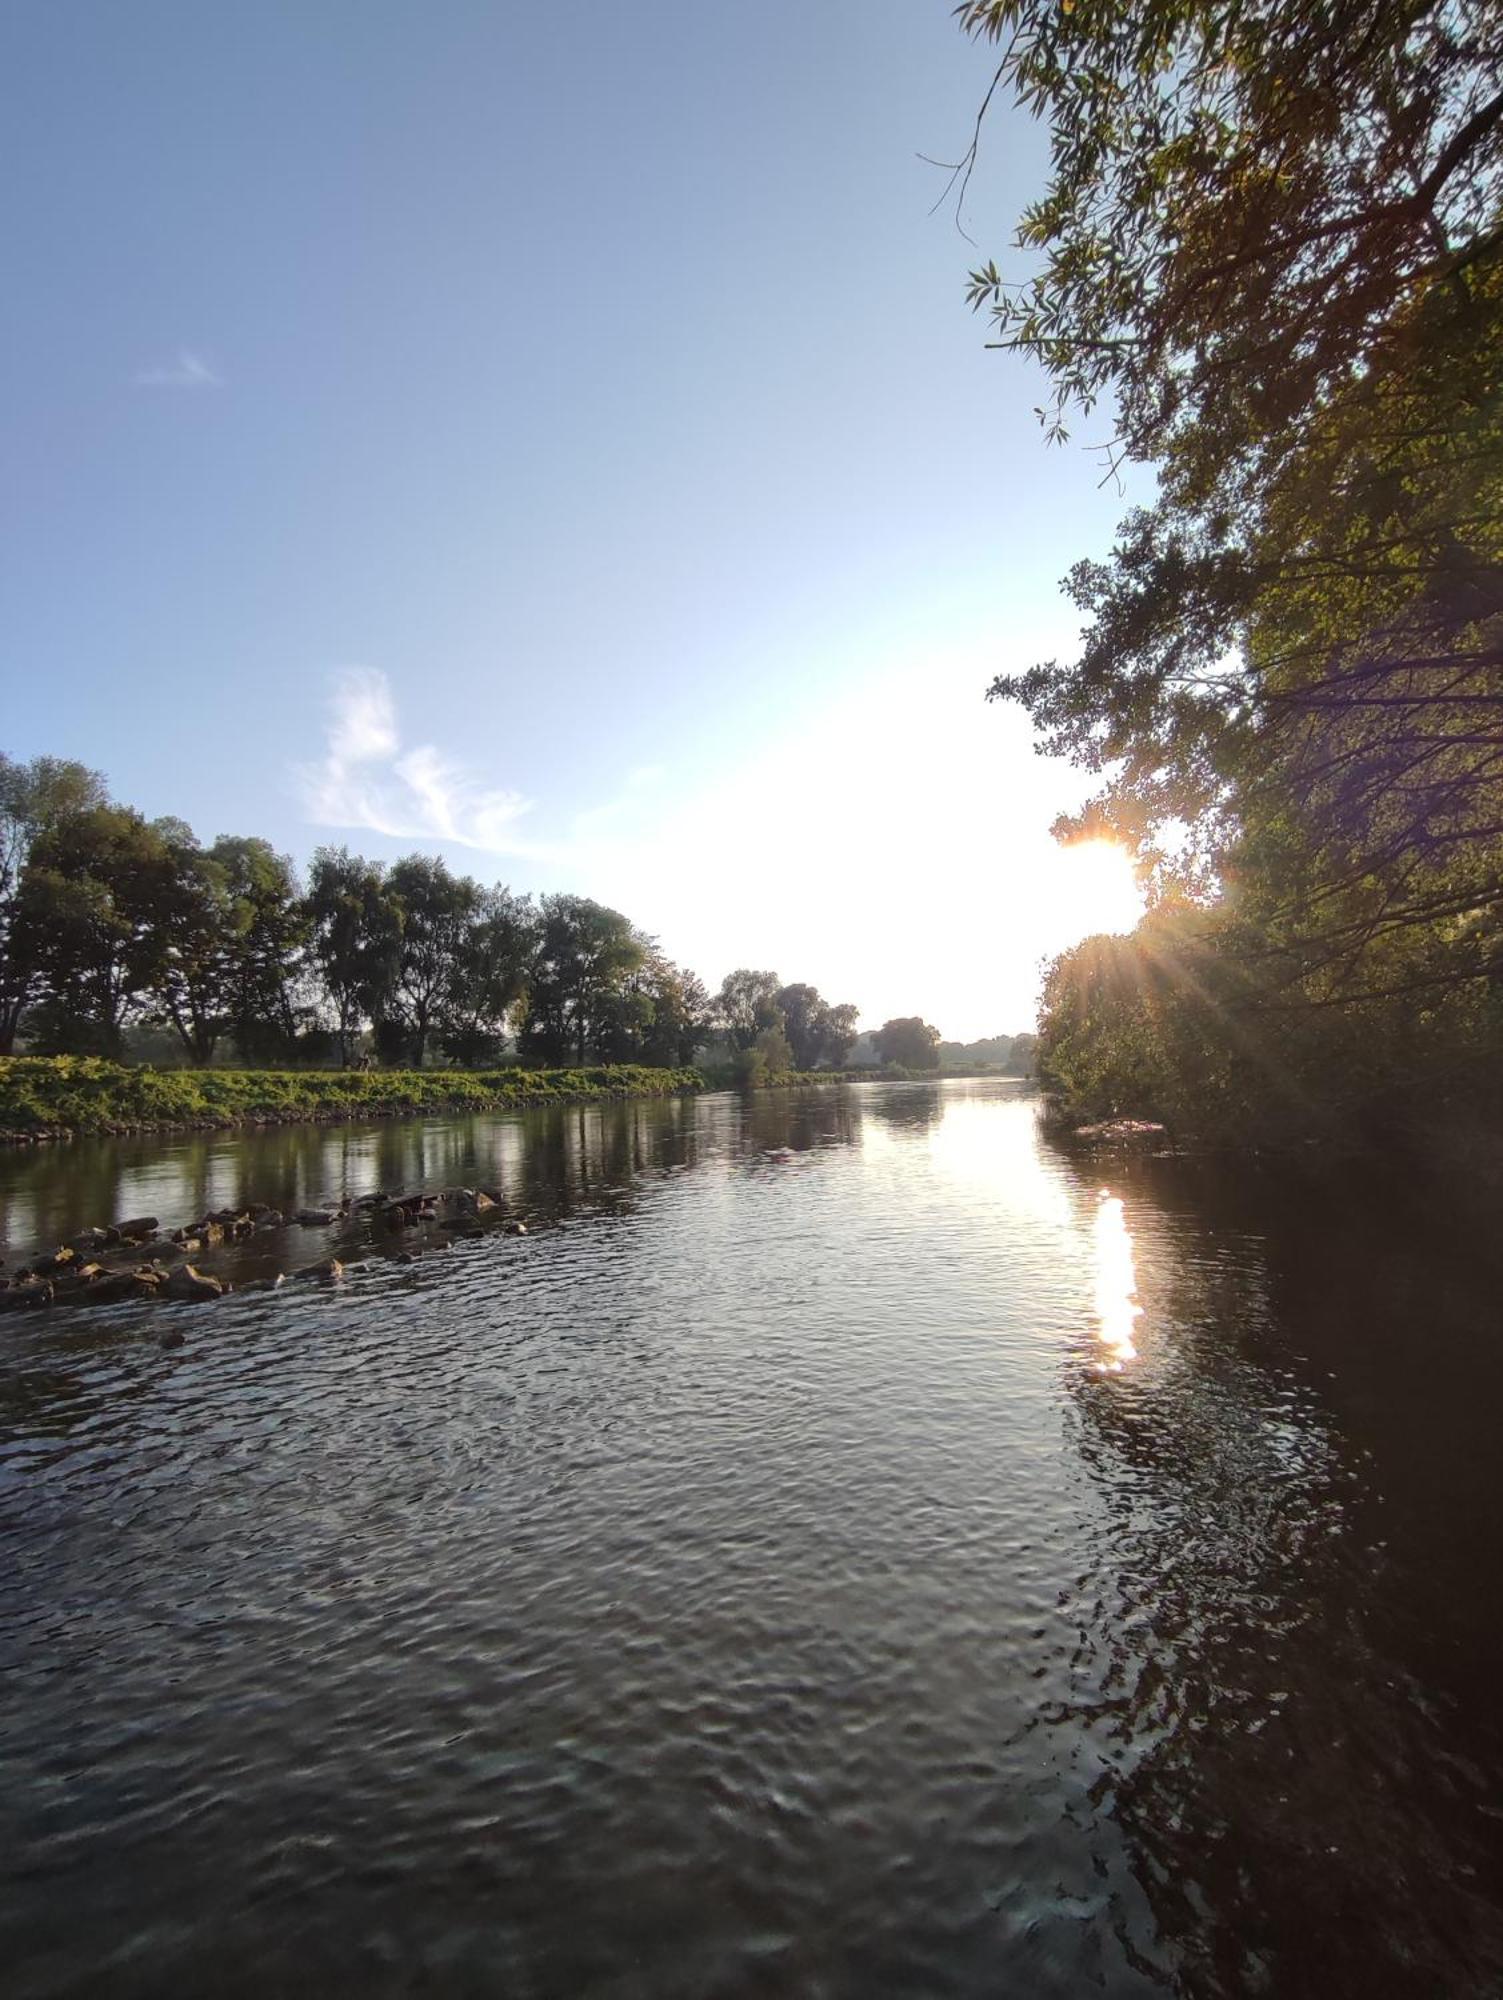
1 0 1143 1038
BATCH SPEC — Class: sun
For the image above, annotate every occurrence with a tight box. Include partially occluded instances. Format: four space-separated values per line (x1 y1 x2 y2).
1055 839 1143 940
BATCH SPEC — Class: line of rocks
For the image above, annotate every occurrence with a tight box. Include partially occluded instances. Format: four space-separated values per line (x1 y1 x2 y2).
0 1185 528 1318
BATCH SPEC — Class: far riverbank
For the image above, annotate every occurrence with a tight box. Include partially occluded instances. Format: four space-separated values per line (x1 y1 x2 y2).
0 1056 704 1144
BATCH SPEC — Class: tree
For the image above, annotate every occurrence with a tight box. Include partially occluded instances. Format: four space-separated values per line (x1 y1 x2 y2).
956 0 1503 477
959 0 1503 1003
733 1023 795 1088
0 754 107 1052
715 968 783 1051
384 854 481 1067
667 968 714 1066
1031 907 1414 1144
774 982 860 1070
822 1001 860 1069
774 983 822 1068
939 1034 1016 1070
147 825 238 1066
519 895 648 1065
604 954 713 1067
872 1016 941 1071
20 806 177 1057
438 884 536 1066
210 836 311 1063
305 848 401 1066
1007 1032 1038 1077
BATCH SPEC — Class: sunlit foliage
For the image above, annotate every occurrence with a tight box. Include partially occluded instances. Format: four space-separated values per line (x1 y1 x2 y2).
957 0 1503 1140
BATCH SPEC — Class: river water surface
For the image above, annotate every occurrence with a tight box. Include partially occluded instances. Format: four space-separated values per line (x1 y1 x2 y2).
3 1080 1502 1997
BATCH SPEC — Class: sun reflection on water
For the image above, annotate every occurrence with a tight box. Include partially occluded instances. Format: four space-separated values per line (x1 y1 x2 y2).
1093 1191 1142 1370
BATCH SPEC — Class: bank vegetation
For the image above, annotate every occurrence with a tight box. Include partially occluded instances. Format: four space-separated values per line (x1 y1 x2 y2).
0 1056 705 1141
958 0 1503 1166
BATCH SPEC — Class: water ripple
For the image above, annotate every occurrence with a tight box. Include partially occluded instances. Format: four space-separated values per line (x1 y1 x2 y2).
3 1084 1502 1996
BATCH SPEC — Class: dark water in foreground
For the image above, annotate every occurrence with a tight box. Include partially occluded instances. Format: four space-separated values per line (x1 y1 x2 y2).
3 1080 1503 1998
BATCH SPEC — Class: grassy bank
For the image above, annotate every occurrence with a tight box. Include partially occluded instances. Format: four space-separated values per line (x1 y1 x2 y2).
0 1057 704 1141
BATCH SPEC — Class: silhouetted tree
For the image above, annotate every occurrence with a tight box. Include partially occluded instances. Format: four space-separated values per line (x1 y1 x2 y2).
715 968 783 1050
873 1016 941 1071
520 895 648 1064
438 884 536 1066
21 807 177 1057
775 982 861 1069
211 836 311 1063
305 847 401 1066
384 854 482 1066
963 0 1503 997
148 824 238 1065
0 754 108 1052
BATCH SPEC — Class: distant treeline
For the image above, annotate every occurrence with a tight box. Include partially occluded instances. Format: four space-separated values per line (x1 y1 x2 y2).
936 1033 1037 1075
0 756 1014 1078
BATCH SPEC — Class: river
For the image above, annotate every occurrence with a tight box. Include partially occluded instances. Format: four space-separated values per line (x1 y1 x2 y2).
3 1079 1502 1997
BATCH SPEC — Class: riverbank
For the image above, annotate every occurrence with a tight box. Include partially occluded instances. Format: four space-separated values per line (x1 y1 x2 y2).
0 1056 703 1142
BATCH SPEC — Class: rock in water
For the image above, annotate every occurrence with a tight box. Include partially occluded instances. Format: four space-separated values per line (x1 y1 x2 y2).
79 1271 159 1306
0 1278 54 1313
135 1238 185 1263
163 1264 227 1303
445 1188 496 1217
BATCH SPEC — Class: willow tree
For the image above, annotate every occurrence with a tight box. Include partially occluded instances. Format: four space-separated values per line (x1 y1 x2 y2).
958 0 1503 1004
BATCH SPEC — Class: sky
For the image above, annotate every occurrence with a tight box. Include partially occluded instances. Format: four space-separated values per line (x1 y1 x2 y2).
0 0 1146 1040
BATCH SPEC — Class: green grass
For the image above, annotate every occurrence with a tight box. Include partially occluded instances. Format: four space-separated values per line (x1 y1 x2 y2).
0 1056 704 1138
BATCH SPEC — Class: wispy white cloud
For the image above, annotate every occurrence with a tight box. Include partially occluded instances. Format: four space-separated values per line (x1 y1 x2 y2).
298 668 536 852
135 348 222 389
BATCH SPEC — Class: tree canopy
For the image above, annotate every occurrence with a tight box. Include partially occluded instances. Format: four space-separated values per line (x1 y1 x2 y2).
713 971 860 1071
873 1017 942 1071
955 0 1503 1139
964 0 1503 971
